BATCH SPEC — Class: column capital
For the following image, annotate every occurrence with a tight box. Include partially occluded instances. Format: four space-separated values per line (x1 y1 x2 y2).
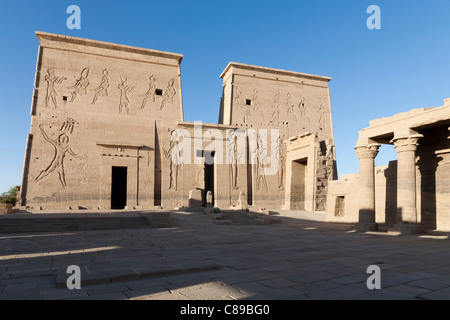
391 134 423 153
355 143 380 160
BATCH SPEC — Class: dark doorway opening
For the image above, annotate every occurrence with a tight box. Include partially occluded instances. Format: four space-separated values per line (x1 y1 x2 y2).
204 151 215 207
290 158 307 210
111 166 127 209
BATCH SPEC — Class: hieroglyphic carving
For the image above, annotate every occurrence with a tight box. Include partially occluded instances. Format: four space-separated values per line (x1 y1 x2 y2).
243 102 251 124
34 118 83 188
195 164 203 186
252 89 260 110
252 88 263 121
79 160 90 185
286 93 297 124
91 69 109 104
44 69 66 108
256 134 268 191
163 130 182 191
233 86 247 124
276 136 285 191
139 75 156 109
234 86 244 107
160 78 176 110
318 100 326 129
68 68 90 102
271 93 281 124
229 132 244 190
299 96 310 125
279 152 285 191
118 78 134 114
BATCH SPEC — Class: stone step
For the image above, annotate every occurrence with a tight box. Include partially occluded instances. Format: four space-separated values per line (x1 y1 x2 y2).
213 220 232 225
0 215 152 234
203 208 281 226
55 263 221 288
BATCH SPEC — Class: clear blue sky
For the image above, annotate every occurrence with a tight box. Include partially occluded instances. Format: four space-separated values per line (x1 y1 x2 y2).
1 0 450 193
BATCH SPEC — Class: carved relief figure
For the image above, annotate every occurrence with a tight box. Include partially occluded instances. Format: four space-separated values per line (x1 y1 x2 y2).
44 69 66 108
79 160 90 185
318 101 326 129
271 93 281 124
234 86 243 108
147 150 151 166
244 101 251 124
160 78 176 110
118 78 134 114
256 134 268 191
34 118 83 188
252 89 260 111
163 130 182 191
91 69 110 104
275 136 285 191
139 75 156 109
299 96 310 125
233 86 246 123
286 93 297 124
279 152 285 191
229 132 244 190
251 88 263 121
68 68 90 102
195 164 203 187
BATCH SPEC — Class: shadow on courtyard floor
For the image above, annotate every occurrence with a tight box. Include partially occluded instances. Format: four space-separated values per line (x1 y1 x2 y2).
0 209 450 300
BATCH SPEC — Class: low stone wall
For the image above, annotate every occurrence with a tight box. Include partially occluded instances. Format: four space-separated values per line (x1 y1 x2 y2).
325 173 359 223
0 203 18 215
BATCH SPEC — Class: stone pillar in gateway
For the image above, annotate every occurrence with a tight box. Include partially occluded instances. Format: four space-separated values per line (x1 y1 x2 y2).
392 134 423 231
355 143 380 231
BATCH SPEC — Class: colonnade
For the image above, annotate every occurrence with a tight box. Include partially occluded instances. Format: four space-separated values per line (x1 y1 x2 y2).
355 134 423 232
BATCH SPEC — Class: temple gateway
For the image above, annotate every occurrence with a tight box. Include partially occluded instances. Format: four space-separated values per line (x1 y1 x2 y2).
17 32 450 233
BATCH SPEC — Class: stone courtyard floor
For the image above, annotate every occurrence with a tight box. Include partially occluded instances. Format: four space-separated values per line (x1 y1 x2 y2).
1 210 450 300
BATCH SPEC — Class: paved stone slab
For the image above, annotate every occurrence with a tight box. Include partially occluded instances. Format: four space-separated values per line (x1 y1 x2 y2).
173 281 252 300
1 210 450 300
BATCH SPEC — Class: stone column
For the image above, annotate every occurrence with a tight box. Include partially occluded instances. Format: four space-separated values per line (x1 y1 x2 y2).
355 143 380 231
392 134 423 232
